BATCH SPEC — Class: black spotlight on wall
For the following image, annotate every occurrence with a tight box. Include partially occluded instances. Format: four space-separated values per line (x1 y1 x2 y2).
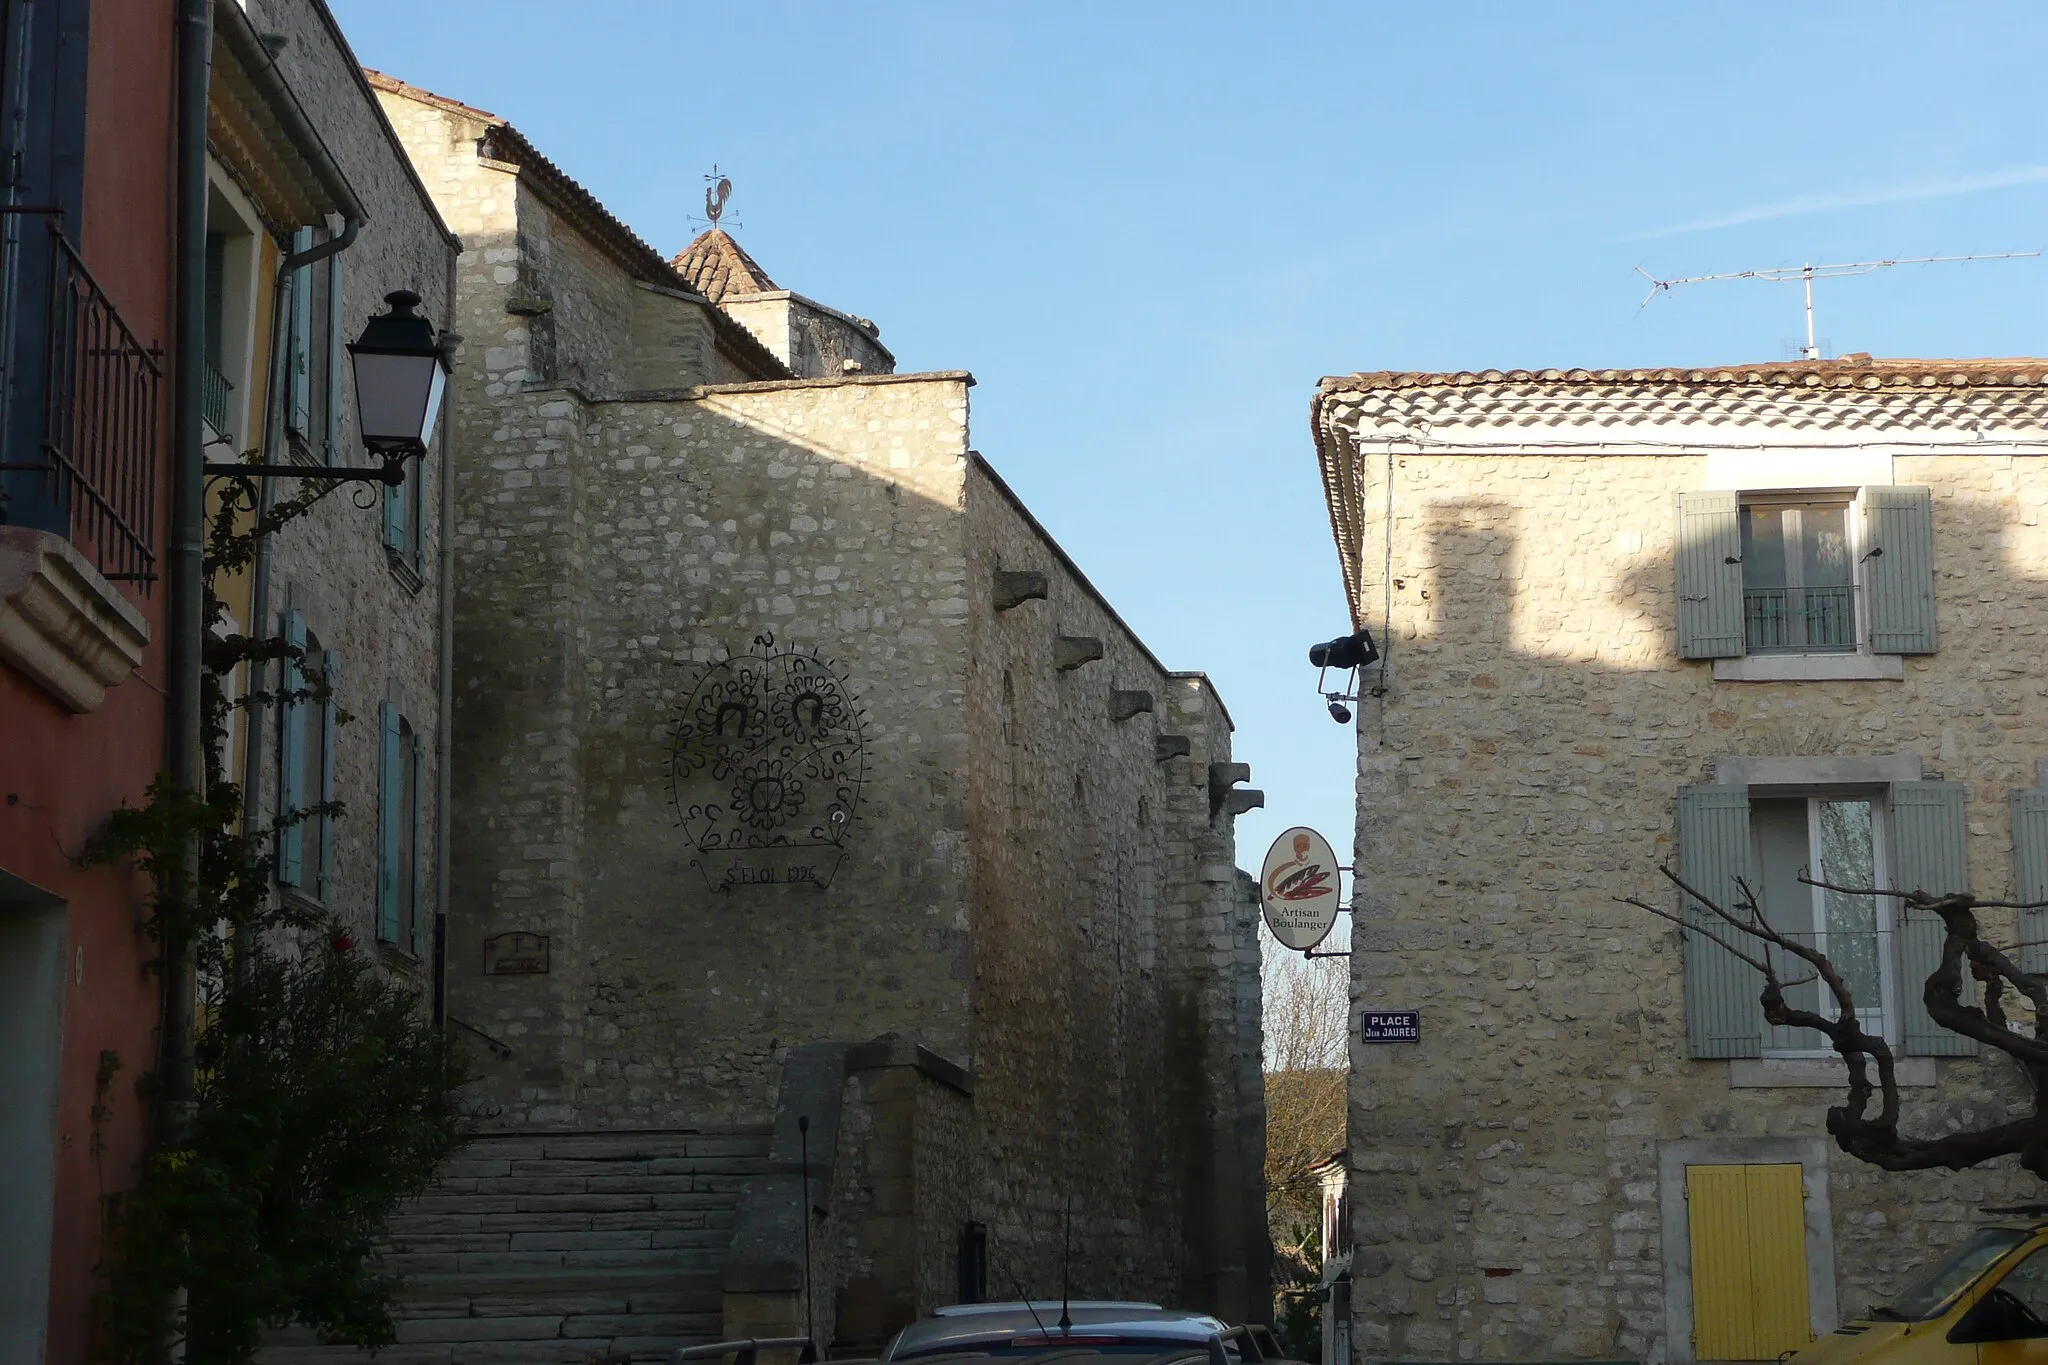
1308 627 1379 724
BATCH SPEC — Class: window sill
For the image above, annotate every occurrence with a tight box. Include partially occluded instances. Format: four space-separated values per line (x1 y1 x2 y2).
385 547 423 595
1729 1056 1938 1088
1712 653 1904 682
0 527 150 713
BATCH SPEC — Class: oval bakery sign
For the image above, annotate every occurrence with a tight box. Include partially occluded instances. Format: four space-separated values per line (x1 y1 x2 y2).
1260 826 1342 951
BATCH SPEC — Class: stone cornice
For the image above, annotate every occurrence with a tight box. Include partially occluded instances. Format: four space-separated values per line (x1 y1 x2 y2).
0 528 150 713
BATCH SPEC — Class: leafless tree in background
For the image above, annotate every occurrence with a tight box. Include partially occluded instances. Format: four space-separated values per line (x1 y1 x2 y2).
1263 926 1349 1294
1625 865 2048 1179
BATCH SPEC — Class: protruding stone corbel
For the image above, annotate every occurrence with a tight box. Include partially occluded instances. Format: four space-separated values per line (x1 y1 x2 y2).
1209 761 1256 820
1054 635 1103 671
994 570 1048 612
1110 689 1153 722
1155 734 1191 762
1221 788 1265 817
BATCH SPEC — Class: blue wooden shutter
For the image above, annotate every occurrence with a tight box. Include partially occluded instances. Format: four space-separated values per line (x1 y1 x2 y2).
324 252 345 465
410 729 427 956
277 609 306 886
377 703 402 944
2011 788 2048 974
1892 780 1975 1056
288 228 313 437
319 649 339 901
1676 491 1744 659
1677 785 1762 1058
1862 486 1938 654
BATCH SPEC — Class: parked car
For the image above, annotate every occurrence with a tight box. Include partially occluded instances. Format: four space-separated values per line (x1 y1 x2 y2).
881 1304 1237 1363
1790 1209 2048 1365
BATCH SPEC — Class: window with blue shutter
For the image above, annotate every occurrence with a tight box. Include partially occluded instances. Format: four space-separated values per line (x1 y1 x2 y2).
323 252 344 465
377 702 402 945
1676 492 1744 659
1861 486 1938 654
2011 787 2048 974
1677 785 1763 1058
277 609 307 886
410 728 427 956
1891 781 1975 1057
288 227 313 440
318 649 339 901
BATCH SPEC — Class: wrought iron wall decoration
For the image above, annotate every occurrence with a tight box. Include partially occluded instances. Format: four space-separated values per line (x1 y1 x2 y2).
668 633 869 892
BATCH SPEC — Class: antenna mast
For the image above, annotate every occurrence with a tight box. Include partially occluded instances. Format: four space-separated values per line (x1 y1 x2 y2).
1637 252 2040 359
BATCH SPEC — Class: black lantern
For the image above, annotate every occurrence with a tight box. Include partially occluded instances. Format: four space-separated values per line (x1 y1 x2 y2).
348 289 448 470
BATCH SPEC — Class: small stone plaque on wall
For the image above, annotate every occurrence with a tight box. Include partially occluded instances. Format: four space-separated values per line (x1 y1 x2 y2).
483 932 550 976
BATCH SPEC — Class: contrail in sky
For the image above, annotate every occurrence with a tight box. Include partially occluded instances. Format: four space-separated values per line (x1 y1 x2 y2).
1625 164 2048 241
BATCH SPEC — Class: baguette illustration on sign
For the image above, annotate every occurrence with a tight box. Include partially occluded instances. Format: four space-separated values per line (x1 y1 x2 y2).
1259 825 1343 952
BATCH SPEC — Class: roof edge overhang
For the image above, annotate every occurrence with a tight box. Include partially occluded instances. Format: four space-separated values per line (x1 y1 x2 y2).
210 2 364 235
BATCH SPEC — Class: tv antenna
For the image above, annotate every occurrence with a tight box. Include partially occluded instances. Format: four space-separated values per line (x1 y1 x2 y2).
1636 252 2039 360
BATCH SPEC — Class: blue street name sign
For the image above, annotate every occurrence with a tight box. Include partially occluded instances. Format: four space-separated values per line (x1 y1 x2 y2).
1361 1010 1420 1043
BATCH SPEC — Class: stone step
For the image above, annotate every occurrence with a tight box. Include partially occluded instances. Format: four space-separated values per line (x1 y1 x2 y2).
260 1272 722 1364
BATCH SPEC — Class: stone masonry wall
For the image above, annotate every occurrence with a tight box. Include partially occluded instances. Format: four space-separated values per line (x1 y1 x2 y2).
965 460 1265 1319
240 0 455 973
449 373 976 1129
1335 439 2048 1364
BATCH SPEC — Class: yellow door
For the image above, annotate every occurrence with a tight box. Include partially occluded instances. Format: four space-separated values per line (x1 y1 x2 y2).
1687 1164 1814 1361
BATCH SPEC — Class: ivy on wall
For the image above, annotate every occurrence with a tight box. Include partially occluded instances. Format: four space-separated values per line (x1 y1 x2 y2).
85 471 473 1365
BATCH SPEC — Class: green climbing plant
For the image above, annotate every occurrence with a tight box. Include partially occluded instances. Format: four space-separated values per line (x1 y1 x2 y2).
85 468 474 1365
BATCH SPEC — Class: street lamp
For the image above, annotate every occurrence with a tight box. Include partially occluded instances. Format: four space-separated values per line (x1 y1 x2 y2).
348 289 448 479
203 288 452 486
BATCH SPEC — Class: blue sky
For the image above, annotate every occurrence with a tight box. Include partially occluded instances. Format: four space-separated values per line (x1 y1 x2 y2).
334 1 2048 927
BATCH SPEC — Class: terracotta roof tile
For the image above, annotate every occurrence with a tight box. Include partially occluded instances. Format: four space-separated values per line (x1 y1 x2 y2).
1321 355 2048 394
670 229 778 302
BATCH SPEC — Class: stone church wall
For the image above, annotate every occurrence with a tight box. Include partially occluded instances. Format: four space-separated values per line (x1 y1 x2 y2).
447 372 977 1129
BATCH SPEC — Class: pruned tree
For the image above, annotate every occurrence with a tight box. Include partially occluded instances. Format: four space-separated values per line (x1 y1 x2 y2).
1624 864 2048 1179
1262 930 1347 1301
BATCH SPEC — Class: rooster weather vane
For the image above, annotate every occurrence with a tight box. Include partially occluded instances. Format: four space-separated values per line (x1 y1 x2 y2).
667 633 868 893
700 165 740 231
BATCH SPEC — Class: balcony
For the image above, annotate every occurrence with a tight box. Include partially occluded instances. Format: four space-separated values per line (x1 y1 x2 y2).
1743 585 1856 655
0 214 163 592
202 355 235 439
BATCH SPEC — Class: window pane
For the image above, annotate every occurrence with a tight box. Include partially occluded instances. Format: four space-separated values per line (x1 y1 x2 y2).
1801 504 1852 588
1753 799 1822 1022
1740 506 1788 593
1816 799 1880 1011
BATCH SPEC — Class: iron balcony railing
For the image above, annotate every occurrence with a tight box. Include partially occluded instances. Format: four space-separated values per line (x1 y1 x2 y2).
0 213 162 589
202 355 234 437
1743 584 1856 655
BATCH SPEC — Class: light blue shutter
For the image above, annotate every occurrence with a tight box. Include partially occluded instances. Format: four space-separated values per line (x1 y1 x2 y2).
1677 785 1762 1058
324 252 345 465
1676 491 1744 659
410 729 427 956
1862 486 1938 654
2010 788 2048 974
377 702 402 944
288 228 313 437
277 609 306 886
1892 780 1975 1056
319 649 339 901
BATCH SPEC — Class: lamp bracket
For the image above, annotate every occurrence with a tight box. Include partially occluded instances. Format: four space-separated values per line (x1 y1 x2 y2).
204 449 415 487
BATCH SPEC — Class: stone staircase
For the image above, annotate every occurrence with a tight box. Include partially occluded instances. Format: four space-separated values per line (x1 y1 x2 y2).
261 1127 772 1365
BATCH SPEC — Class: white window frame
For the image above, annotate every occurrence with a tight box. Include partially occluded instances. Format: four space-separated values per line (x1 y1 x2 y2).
1736 487 1867 658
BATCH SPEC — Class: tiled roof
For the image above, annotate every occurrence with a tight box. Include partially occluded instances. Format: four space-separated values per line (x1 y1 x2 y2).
670 229 778 302
1322 356 2048 394
365 71 789 382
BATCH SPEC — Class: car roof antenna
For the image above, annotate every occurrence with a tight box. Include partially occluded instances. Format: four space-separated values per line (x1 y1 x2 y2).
1059 1195 1073 1332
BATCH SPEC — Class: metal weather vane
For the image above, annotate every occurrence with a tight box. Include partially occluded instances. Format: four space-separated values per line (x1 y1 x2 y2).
697 164 740 231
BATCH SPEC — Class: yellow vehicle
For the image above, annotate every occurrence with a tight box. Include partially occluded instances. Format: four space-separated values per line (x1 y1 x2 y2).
1793 1211 2048 1365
